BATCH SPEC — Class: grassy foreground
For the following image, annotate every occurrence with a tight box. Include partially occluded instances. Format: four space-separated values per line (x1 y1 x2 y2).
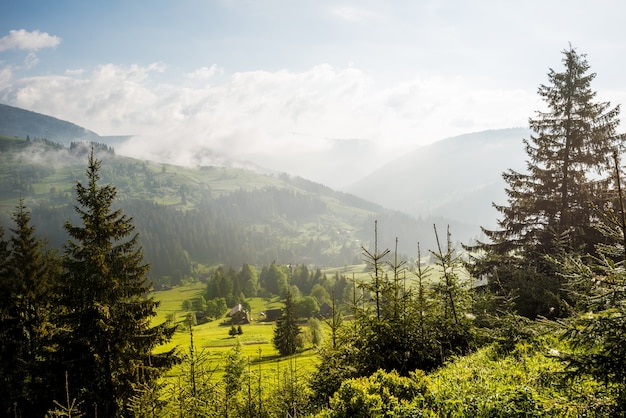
149 283 619 416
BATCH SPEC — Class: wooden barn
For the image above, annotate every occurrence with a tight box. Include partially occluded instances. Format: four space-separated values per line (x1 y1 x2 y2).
261 308 282 322
319 302 333 319
227 304 249 324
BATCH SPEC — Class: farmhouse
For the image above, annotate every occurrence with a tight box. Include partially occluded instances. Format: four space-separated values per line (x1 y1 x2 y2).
227 304 249 324
195 311 209 325
319 302 333 319
262 308 282 322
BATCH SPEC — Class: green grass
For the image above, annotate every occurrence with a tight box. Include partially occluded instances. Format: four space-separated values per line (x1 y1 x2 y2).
0 145 288 214
322 263 368 277
150 284 322 382
424 337 612 416
151 282 206 325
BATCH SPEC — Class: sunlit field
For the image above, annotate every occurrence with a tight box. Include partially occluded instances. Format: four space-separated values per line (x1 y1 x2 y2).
151 284 322 381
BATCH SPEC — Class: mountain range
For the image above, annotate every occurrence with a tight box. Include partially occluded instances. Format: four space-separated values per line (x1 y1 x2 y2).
345 127 530 232
0 104 530 260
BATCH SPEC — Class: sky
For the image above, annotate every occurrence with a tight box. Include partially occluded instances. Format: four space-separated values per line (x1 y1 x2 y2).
1 0 626 188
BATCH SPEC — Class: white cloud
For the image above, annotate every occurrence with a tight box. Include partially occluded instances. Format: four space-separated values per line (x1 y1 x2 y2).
24 52 39 69
1 62 538 187
0 66 12 92
186 65 221 81
9 63 164 133
331 6 377 22
0 29 62 52
65 68 84 76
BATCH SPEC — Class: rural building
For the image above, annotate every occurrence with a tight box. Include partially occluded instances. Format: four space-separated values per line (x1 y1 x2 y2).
227 304 249 324
319 302 333 319
262 308 282 322
195 311 209 324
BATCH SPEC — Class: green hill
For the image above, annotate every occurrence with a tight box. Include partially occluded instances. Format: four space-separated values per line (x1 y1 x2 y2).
0 104 101 145
345 128 530 236
0 135 447 285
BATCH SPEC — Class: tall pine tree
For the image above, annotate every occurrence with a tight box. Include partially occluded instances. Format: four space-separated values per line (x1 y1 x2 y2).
467 46 626 318
273 290 302 356
58 150 177 417
0 226 14 416
0 200 60 417
558 154 626 413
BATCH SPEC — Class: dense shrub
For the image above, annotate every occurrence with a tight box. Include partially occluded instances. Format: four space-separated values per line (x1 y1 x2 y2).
318 369 428 418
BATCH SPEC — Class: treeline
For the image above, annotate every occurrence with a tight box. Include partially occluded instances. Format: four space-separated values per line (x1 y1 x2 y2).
191 262 351 321
98 194 442 286
24 190 364 285
203 262 347 301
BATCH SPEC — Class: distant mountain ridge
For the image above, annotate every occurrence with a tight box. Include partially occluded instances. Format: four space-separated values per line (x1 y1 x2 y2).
345 128 531 234
0 103 102 145
1 103 530 245
0 104 273 174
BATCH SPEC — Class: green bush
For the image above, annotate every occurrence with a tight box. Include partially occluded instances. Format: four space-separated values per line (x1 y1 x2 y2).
320 369 428 417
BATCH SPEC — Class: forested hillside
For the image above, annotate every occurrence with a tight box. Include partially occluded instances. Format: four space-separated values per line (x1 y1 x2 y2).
0 135 447 285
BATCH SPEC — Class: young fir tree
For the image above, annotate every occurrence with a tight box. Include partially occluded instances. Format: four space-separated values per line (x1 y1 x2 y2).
273 290 302 356
0 200 60 417
58 150 177 417
467 46 626 318
223 340 246 415
309 224 477 407
0 226 16 417
348 224 410 377
429 226 475 360
559 154 626 413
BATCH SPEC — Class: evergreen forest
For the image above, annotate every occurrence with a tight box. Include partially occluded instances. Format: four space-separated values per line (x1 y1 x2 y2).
3 46 626 417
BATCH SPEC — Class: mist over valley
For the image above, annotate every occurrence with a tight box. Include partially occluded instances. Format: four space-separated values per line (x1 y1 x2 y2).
0 104 530 286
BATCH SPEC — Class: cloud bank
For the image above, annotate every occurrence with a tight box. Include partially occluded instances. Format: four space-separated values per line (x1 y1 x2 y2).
1 60 538 187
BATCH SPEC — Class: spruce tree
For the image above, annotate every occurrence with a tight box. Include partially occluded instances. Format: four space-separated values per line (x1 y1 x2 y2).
223 341 246 407
273 290 302 356
0 227 22 416
58 150 177 417
240 263 259 297
0 226 14 416
0 200 60 417
261 261 289 296
310 224 476 406
559 155 626 413
467 46 626 318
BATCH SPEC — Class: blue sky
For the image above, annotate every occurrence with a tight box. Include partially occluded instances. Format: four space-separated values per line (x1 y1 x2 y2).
1 0 625 187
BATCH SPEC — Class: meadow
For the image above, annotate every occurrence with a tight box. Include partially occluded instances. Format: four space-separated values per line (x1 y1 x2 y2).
150 283 323 381
148 260 458 379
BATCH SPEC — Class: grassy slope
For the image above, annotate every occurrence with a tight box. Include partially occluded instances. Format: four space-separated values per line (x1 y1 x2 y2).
0 136 381 252
0 137 283 211
0 136 359 210
423 338 612 416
